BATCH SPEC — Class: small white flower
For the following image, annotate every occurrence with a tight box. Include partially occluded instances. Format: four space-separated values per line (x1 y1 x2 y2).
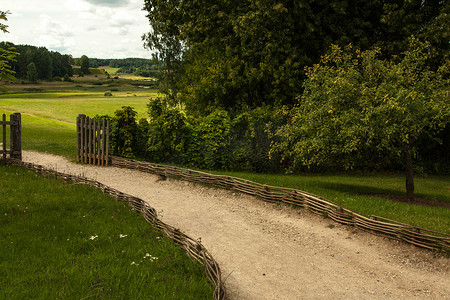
119 234 127 238
131 261 138 265
156 237 161 240
89 235 98 240
144 253 158 261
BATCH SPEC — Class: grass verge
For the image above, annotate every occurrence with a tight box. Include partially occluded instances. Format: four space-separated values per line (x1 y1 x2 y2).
211 170 450 234
0 163 214 299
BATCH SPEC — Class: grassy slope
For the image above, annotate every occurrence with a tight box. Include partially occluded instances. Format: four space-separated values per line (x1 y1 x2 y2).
0 164 214 299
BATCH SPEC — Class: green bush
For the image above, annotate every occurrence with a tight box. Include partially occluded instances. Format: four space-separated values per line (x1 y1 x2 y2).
146 99 191 163
110 106 139 158
186 110 233 169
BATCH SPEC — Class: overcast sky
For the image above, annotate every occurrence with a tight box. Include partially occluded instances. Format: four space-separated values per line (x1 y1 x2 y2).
0 0 152 59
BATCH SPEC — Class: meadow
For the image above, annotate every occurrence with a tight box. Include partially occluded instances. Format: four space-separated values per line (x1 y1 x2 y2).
1 79 449 235
0 90 156 124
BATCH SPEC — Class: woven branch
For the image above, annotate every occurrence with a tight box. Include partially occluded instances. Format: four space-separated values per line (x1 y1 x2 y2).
6 159 226 300
109 156 450 253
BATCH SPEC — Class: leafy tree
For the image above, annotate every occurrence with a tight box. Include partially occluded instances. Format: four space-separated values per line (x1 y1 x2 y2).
273 40 449 201
80 55 90 74
26 62 38 82
0 11 18 90
143 0 448 116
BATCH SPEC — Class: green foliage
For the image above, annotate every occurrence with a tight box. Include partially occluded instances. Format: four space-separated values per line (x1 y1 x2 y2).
26 62 38 83
112 99 285 172
231 106 285 173
110 106 139 158
0 12 18 91
274 40 449 170
0 42 73 80
272 40 449 199
146 99 190 163
104 90 113 97
186 110 233 170
143 0 448 115
80 55 90 75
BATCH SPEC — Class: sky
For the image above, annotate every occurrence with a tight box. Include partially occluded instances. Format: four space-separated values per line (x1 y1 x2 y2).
0 0 152 59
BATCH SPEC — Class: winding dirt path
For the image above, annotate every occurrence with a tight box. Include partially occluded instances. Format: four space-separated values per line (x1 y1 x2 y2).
23 151 449 299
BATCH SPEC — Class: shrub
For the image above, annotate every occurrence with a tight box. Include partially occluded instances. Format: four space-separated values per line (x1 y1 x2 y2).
146 99 191 163
110 106 139 158
104 90 113 96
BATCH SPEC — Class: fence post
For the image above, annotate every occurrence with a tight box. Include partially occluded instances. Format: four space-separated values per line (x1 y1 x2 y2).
105 119 110 166
10 113 21 160
2 114 6 160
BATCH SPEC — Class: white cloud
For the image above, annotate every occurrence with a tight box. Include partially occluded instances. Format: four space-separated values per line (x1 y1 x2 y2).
83 0 130 7
35 15 74 53
0 0 152 59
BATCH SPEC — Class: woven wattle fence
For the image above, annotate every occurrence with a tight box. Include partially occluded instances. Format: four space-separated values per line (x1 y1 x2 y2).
7 159 226 300
109 156 450 253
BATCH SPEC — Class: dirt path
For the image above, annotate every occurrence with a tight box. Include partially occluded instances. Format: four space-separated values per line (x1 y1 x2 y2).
23 151 449 300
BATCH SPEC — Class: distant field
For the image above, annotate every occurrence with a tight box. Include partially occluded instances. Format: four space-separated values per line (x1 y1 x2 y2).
0 91 158 123
100 66 120 74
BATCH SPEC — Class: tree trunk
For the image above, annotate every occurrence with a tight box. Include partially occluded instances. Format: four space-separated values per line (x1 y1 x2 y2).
404 141 414 202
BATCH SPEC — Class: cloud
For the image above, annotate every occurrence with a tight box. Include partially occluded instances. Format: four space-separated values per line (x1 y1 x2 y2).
35 14 74 53
82 0 130 7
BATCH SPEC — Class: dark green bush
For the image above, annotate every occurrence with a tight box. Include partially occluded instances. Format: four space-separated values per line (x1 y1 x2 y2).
146 99 191 163
110 106 139 158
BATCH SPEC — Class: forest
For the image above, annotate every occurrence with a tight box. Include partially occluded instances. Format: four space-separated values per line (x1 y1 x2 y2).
0 42 159 81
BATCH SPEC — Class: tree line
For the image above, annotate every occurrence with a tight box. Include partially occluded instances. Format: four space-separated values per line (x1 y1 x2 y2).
0 42 74 81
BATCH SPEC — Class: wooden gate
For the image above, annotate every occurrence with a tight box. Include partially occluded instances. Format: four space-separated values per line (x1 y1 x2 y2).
76 114 110 166
0 113 22 160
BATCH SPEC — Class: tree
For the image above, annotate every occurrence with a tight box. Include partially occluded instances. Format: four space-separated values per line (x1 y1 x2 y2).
80 55 90 74
26 62 38 82
143 0 448 116
0 11 18 90
273 40 449 201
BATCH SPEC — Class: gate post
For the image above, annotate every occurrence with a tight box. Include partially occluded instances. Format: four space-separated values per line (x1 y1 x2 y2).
10 113 21 160
77 114 86 162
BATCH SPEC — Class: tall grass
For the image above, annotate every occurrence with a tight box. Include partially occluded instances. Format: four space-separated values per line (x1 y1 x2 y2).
0 163 214 299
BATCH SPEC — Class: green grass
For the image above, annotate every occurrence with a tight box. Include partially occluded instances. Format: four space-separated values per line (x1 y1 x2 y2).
211 170 450 234
0 109 76 159
0 91 158 123
0 163 214 299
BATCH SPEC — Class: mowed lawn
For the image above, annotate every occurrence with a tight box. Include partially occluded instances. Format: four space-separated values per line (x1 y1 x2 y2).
0 91 157 124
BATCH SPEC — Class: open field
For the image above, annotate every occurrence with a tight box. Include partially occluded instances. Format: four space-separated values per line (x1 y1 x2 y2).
0 91 158 123
0 163 214 299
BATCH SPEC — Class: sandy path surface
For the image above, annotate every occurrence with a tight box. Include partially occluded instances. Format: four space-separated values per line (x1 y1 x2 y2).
23 151 449 300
